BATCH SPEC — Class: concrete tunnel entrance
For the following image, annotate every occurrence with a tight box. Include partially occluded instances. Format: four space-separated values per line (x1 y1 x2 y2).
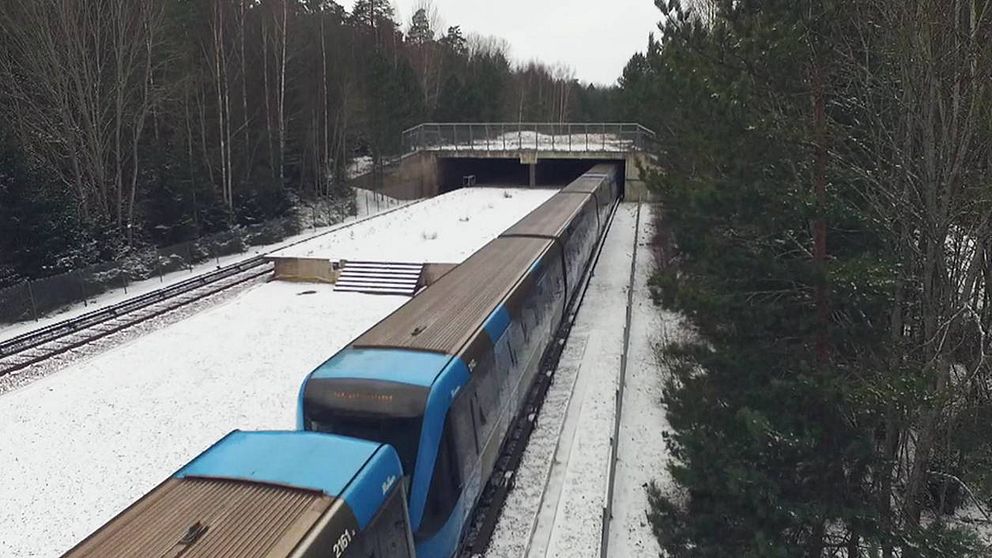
437 157 626 194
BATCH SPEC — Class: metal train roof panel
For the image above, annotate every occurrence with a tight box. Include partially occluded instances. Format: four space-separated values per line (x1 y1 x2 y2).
310 347 454 388
177 430 381 499
560 176 606 194
352 236 553 355
63 431 403 557
501 192 596 239
63 476 339 557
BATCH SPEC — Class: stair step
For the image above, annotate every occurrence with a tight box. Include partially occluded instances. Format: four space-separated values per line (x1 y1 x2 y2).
334 261 424 296
337 279 419 288
334 285 415 296
338 271 420 279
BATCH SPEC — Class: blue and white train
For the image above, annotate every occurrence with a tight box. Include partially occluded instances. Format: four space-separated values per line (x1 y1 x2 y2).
63 164 621 558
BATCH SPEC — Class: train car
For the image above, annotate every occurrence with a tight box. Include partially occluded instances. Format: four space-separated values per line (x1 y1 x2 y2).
500 192 600 303
299 236 566 558
65 166 620 558
559 163 620 229
62 431 413 558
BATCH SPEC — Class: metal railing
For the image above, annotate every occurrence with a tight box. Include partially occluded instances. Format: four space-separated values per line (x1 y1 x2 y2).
401 123 656 155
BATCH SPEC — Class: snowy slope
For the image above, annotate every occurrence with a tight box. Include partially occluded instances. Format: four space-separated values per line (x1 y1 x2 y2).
275 187 557 263
608 208 684 557
487 204 681 558
487 204 638 558
0 283 405 557
0 191 413 343
0 185 559 557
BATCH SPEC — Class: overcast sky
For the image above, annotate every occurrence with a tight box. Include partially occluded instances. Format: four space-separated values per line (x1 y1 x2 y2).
343 0 663 86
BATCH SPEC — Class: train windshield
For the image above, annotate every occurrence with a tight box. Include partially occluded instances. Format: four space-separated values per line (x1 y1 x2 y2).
312 414 423 478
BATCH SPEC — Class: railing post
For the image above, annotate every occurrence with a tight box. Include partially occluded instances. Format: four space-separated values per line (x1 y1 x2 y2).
502 123 506 150
585 124 590 151
469 123 474 150
78 273 87 307
26 280 38 322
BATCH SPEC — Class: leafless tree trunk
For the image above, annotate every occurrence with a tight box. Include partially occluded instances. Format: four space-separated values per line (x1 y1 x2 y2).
837 0 992 539
0 0 165 231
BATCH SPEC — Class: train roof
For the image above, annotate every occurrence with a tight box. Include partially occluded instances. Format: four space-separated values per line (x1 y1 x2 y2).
352 236 553 356
501 191 596 239
561 176 610 196
63 431 402 558
560 176 607 195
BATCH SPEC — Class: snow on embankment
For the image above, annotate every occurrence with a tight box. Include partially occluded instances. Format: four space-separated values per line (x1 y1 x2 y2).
0 185 557 557
0 283 406 557
487 204 639 558
275 187 557 263
487 204 681 558
0 186 408 344
608 209 683 557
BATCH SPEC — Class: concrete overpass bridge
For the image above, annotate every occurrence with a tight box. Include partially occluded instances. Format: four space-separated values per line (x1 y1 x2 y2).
354 123 656 199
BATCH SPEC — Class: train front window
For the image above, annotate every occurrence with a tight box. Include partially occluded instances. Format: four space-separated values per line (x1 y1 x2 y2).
312 414 423 479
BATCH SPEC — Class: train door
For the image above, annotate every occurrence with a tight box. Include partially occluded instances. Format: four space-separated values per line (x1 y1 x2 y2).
343 484 414 558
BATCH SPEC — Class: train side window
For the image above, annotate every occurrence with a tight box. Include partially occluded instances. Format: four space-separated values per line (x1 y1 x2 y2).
474 352 501 439
494 334 513 377
417 422 462 539
469 397 481 451
450 389 478 475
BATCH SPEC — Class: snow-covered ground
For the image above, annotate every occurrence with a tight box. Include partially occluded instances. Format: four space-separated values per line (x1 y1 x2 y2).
0 185 560 557
608 210 685 557
0 189 412 344
486 204 678 558
0 283 406 557
347 156 374 178
275 187 556 263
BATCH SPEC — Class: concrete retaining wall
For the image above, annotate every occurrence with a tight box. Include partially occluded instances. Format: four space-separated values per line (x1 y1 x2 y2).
271 257 339 283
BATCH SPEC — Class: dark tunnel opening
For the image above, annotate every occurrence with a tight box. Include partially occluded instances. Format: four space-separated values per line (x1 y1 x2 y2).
437 158 626 194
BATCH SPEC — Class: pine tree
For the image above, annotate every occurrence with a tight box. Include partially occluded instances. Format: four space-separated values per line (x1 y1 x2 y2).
633 0 991 555
408 8 433 45
0 134 85 280
348 0 396 37
439 26 467 57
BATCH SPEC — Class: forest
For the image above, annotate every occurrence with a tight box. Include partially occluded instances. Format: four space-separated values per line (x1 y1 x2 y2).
626 0 992 555
7 0 992 554
0 0 614 288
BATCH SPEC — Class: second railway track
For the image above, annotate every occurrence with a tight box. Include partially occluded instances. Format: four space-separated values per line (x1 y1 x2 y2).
0 198 423 379
0 259 272 378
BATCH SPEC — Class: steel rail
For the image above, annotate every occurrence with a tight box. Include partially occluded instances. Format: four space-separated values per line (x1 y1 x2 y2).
600 200 642 557
0 198 426 378
0 264 273 377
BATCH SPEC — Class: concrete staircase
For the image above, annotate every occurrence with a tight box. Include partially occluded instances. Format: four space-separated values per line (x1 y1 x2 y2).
334 261 424 296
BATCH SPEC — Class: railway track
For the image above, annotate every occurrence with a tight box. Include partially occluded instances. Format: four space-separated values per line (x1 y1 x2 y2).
0 258 272 378
0 198 423 380
461 199 636 557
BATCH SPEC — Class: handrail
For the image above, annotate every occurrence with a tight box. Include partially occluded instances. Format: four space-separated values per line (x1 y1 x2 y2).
400 122 656 133
401 122 656 155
